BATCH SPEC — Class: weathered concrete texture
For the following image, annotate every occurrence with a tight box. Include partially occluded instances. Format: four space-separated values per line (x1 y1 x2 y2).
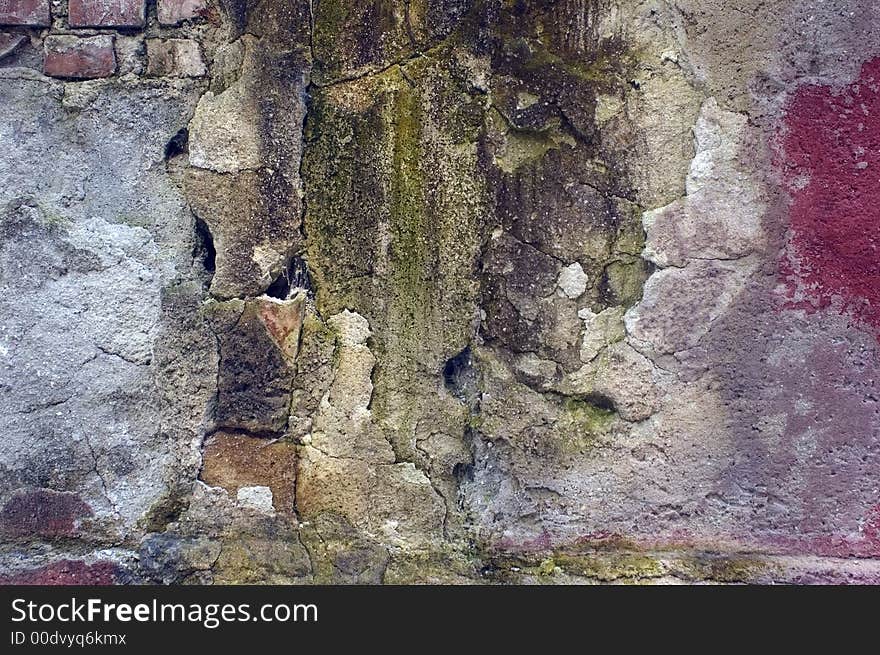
2 0 880 585
0 66 210 566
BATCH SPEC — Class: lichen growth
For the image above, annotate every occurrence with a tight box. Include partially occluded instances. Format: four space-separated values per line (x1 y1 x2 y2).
490 110 577 173
603 258 650 308
382 546 483 584
490 551 666 583
387 79 430 349
562 398 616 431
553 397 617 454
675 556 774 584
553 552 665 582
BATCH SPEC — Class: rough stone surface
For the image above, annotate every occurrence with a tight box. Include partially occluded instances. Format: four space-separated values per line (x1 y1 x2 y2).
200 431 296 514
205 296 304 434
0 560 127 585
187 81 261 172
0 489 92 538
3 0 880 585
236 485 274 514
557 263 589 299
0 32 25 60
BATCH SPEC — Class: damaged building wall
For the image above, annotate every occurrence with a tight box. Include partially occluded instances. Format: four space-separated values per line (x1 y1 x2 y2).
1 0 879 584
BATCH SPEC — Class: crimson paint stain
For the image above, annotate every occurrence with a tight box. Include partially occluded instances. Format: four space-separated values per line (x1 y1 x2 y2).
781 57 880 335
0 560 123 585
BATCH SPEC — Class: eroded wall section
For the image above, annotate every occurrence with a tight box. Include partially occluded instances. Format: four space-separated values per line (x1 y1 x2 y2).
1 0 879 584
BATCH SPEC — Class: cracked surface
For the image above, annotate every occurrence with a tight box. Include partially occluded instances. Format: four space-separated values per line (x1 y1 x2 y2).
2 0 880 584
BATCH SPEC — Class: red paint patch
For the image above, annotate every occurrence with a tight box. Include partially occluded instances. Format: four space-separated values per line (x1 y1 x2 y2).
860 504 880 552
0 489 93 538
496 528 553 553
780 57 880 335
0 560 123 585
257 297 305 362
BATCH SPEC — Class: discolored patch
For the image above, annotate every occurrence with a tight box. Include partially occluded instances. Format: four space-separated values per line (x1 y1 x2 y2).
781 57 880 337
199 431 297 514
0 489 92 539
257 294 306 364
205 299 299 434
0 560 124 585
855 504 880 556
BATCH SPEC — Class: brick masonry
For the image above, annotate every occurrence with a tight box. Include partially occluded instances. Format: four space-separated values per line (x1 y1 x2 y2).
157 0 206 26
0 0 50 26
146 38 205 77
1 0 211 82
43 34 116 79
68 0 145 28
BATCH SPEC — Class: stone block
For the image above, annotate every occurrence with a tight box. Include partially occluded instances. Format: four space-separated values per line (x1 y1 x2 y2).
0 0 49 26
157 0 205 26
145 38 205 78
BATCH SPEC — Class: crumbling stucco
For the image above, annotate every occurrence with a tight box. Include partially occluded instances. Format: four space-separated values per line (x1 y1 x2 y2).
2 0 880 585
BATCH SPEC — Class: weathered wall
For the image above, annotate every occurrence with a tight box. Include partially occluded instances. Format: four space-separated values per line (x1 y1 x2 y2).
1 0 879 584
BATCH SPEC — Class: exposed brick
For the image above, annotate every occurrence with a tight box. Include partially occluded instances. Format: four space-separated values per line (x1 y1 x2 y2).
146 38 205 78
157 0 205 26
68 0 145 28
0 32 25 60
44 35 116 79
200 431 297 514
0 560 125 585
0 489 93 538
0 0 49 26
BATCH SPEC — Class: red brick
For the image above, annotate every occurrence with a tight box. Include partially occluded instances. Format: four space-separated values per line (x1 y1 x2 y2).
0 560 124 585
0 0 49 26
0 489 93 538
68 0 145 28
44 35 116 79
200 431 297 514
157 0 205 26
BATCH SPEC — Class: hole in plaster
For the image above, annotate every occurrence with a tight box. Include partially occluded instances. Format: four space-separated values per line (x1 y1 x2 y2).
443 346 471 388
443 347 479 404
265 275 291 300
266 256 314 300
164 128 189 160
453 461 474 484
193 216 216 276
579 393 617 413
